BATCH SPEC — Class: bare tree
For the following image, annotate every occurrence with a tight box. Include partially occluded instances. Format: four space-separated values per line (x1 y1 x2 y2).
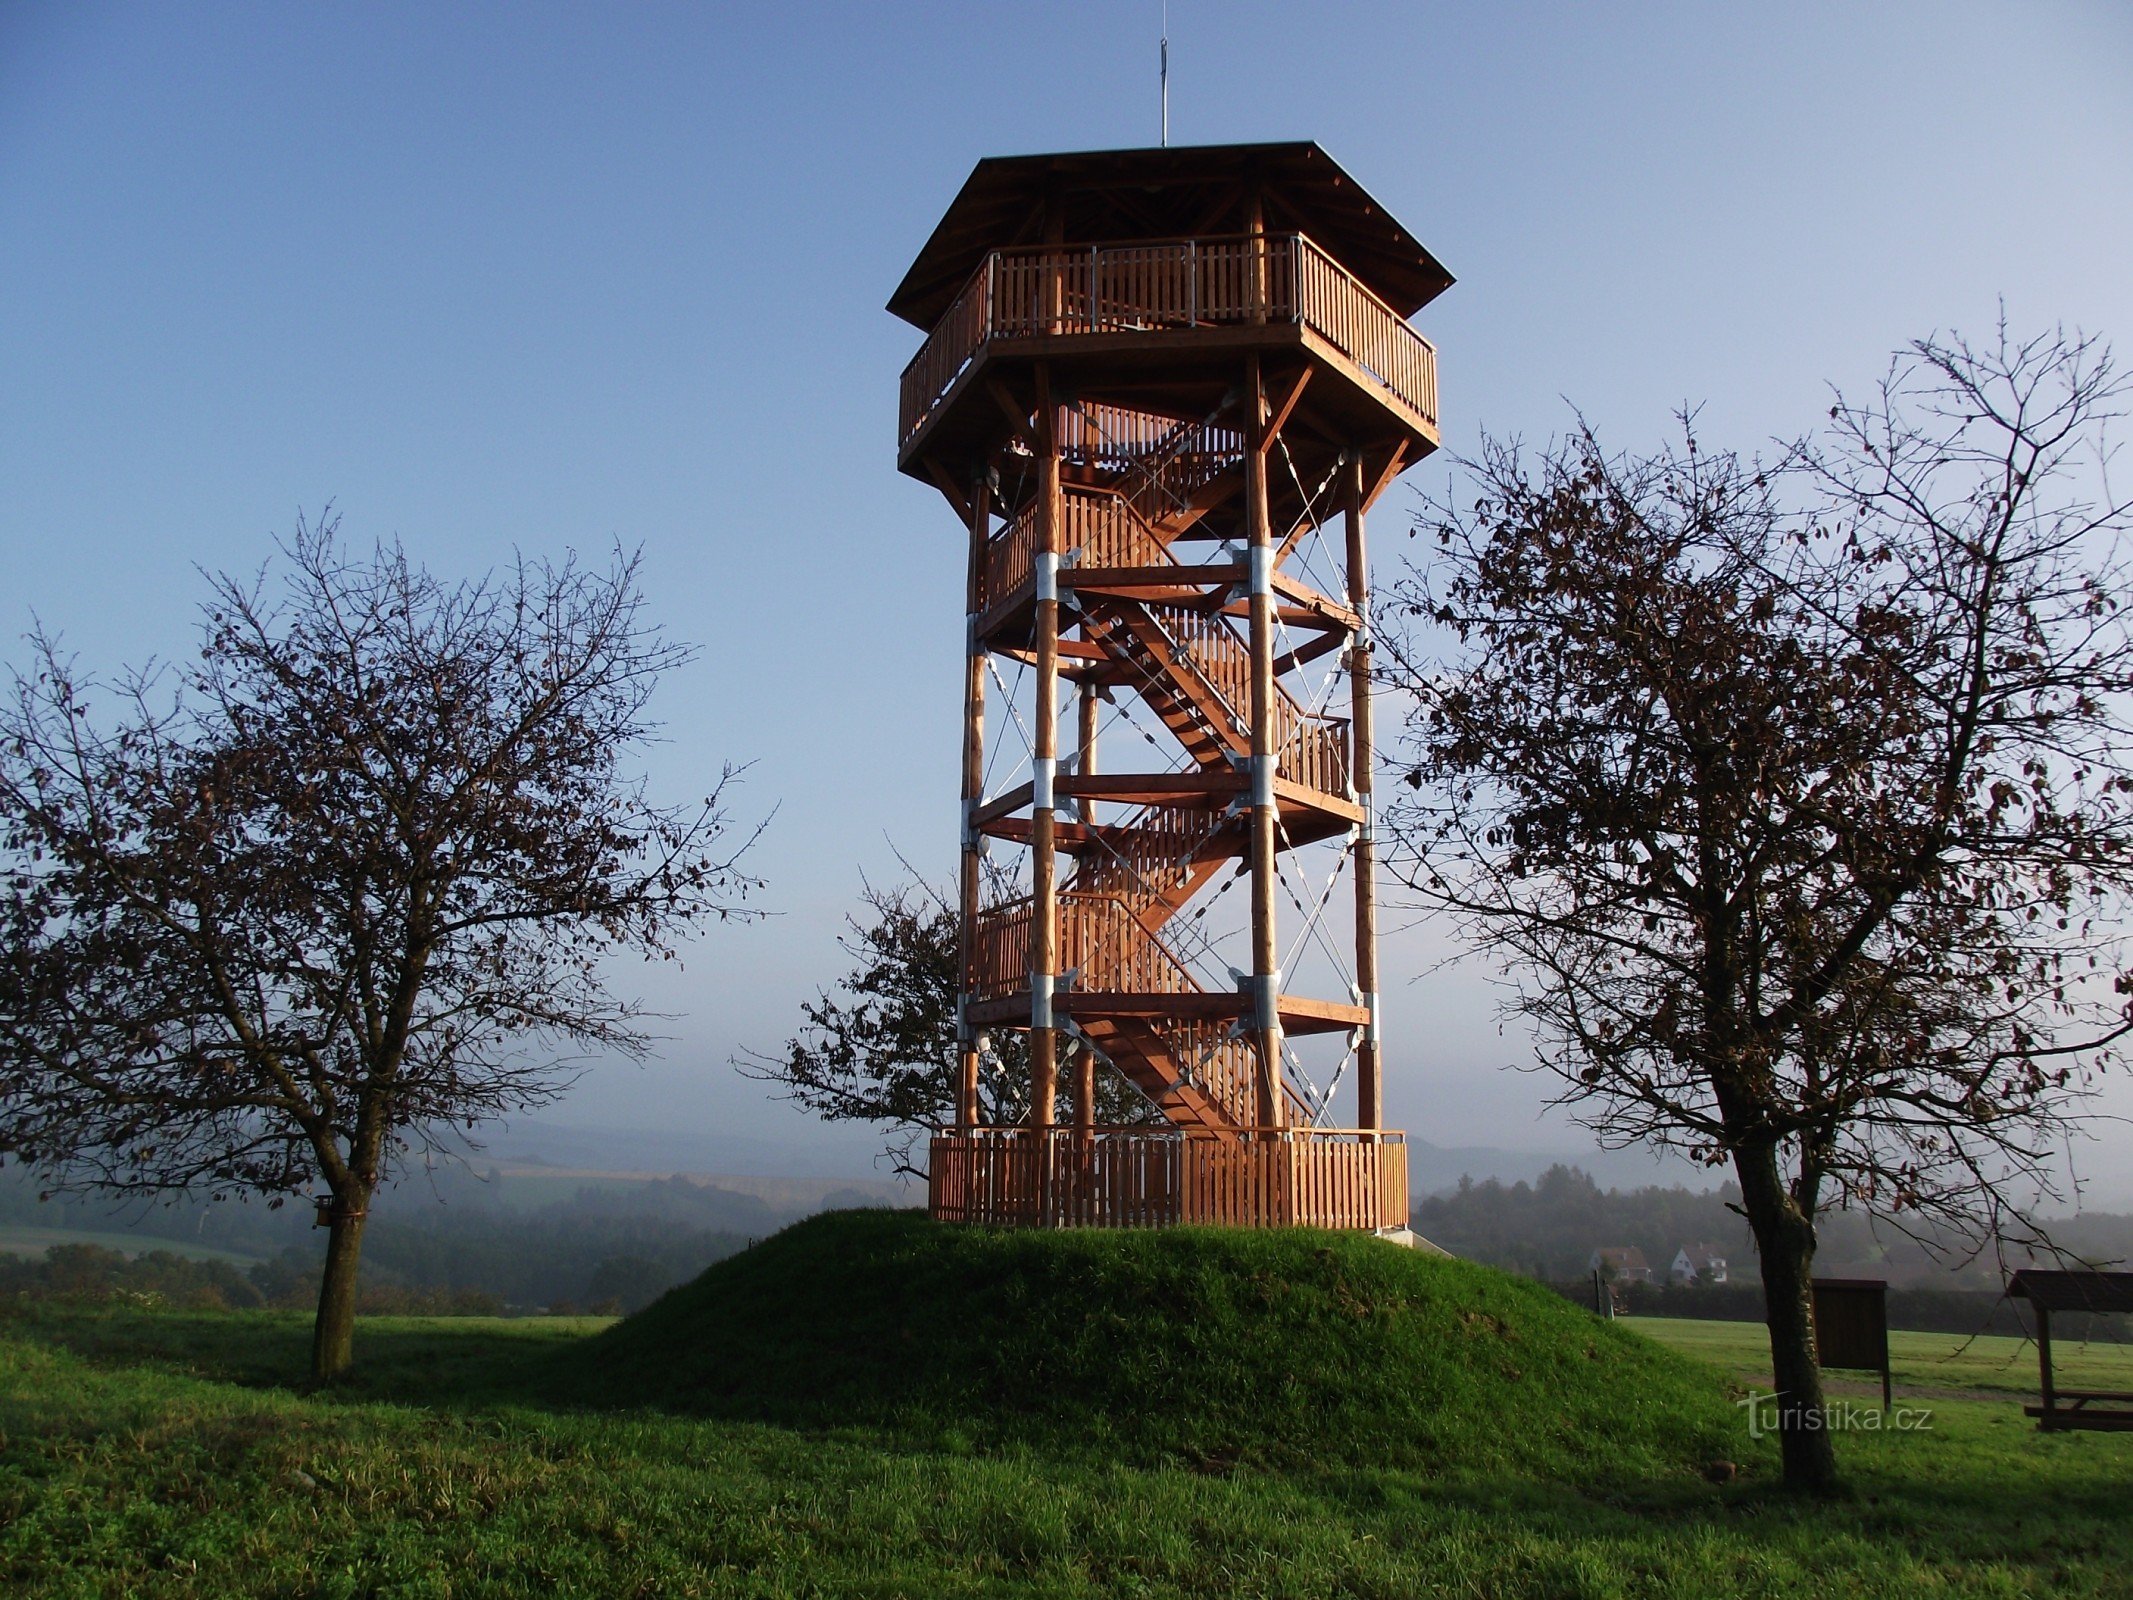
1382 325 2133 1491
738 874 1157 1175
0 516 762 1380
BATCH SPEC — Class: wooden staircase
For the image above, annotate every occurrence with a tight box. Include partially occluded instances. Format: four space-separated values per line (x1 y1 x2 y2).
970 416 1357 1136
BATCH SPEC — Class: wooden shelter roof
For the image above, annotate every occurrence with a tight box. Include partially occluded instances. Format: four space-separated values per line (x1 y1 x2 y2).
2009 1269 2133 1313
888 141 1454 330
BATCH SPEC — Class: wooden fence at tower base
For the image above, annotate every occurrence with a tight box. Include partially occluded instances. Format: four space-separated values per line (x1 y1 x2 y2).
928 1127 1408 1231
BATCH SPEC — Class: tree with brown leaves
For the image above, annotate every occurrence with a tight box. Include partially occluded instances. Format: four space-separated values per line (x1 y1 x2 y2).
1383 325 2133 1491
0 517 762 1380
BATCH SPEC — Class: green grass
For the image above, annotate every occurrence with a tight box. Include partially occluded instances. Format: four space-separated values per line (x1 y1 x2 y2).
1628 1315 2133 1402
568 1209 1748 1481
1 1213 2129 1598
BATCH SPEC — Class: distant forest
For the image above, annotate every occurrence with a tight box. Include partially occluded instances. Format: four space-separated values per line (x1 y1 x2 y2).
1417 1165 2133 1337
1416 1164 2133 1284
7 1158 2130 1329
0 1162 897 1315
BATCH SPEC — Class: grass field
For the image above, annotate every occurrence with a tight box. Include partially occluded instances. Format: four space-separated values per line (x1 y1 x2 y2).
2 1216 2129 1598
1628 1314 2133 1402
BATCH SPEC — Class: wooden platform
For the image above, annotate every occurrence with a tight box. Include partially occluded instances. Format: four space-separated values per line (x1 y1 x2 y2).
929 1126 1408 1231
896 233 1439 474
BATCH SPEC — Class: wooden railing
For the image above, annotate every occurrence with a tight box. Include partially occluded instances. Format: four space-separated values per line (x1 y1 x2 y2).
987 235 1289 341
971 890 1202 1001
1117 413 1242 531
1061 404 1243 528
1058 404 1238 475
899 234 1439 446
967 897 1034 1002
1148 1016 1267 1130
984 485 1175 610
901 261 995 450
929 1126 1409 1231
1061 891 1195 992
1071 803 1209 904
1154 601 1252 736
981 509 1036 610
1291 242 1440 431
1065 488 1170 569
1154 604 1352 798
1281 714 1351 800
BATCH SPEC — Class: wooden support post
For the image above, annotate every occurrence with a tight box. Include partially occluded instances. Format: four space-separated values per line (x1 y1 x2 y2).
1069 667 1095 1169
1244 354 1284 1131
1030 365 1061 1141
2038 1304 2056 1425
1344 456 1383 1133
1077 680 1099 827
1042 182 1066 336
957 472 990 1129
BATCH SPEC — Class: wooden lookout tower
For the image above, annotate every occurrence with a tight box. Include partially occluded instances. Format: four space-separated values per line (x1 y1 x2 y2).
894 143 1449 1230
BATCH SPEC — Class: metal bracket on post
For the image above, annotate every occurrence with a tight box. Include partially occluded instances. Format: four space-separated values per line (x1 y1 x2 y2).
1237 968 1281 1032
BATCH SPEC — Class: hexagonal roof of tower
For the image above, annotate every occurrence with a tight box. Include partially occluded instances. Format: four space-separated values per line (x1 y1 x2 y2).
887 141 1454 330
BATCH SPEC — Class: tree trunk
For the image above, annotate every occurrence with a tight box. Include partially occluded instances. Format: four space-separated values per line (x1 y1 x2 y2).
310 1193 370 1384
1733 1138 1839 1492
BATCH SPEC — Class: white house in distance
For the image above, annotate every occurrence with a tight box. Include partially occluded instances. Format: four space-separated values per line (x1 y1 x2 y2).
1589 1247 1653 1284
1670 1243 1729 1286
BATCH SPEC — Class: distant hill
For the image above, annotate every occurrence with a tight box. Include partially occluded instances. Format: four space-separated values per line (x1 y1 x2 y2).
1414 1164 2133 1290
0 1161 902 1314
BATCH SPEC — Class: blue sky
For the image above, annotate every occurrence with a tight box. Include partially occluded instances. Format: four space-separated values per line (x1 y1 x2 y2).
4 2 2131 1194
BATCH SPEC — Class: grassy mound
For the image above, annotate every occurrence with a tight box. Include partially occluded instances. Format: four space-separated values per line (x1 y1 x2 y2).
568 1210 1753 1484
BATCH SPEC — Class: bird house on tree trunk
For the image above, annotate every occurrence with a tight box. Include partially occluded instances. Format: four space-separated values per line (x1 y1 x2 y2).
892 143 1450 1230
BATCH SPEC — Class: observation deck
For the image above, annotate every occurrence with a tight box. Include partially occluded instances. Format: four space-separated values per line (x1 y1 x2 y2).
898 232 1439 471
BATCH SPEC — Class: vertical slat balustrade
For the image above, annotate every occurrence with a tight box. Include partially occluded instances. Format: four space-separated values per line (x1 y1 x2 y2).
983 478 1192 612
1152 604 1351 801
1279 714 1352 799
968 899 1034 1001
900 235 1438 450
897 263 993 445
929 1128 1407 1231
983 510 1036 609
1058 891 1196 993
